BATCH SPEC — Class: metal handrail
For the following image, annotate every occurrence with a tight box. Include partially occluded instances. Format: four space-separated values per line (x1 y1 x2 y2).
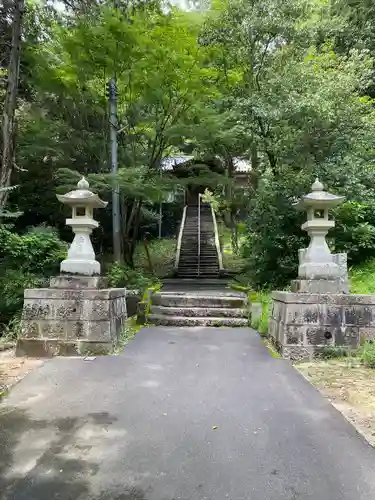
210 203 224 270
174 205 187 269
198 194 201 276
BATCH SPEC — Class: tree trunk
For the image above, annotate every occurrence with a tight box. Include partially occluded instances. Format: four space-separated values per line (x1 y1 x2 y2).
122 198 142 268
0 0 24 209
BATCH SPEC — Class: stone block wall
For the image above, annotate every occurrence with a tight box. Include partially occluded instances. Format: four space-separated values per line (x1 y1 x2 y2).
17 286 127 357
270 291 375 361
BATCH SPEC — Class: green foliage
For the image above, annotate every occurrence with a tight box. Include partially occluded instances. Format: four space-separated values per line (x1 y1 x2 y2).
0 226 67 274
114 316 142 354
0 226 67 330
359 341 375 369
106 237 175 290
134 238 176 278
243 177 305 288
0 186 23 219
333 202 375 264
106 262 154 291
250 292 272 337
318 346 354 360
4 0 375 302
350 259 375 294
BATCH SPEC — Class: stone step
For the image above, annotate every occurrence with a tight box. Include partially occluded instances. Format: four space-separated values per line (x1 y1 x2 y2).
163 278 229 288
152 293 247 308
178 270 219 274
151 306 248 318
179 258 218 263
177 276 220 279
181 250 217 253
148 315 248 327
177 274 220 278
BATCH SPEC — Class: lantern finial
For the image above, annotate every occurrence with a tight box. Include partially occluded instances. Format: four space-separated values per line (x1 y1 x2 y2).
311 178 323 192
77 176 89 190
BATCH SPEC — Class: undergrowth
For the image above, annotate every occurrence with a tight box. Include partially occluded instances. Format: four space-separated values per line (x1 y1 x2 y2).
350 259 375 294
250 292 272 337
114 316 142 354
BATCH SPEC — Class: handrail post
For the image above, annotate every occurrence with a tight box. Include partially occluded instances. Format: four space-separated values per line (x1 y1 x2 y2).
175 205 188 270
198 194 201 276
210 202 224 270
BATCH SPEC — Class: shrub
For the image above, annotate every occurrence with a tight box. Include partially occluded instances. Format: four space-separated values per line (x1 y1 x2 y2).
107 262 156 291
360 341 375 369
0 226 67 332
350 259 375 294
0 226 67 275
242 177 306 289
133 238 176 278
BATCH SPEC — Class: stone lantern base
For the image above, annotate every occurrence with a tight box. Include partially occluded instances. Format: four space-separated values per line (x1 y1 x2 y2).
269 250 375 361
16 275 127 357
269 292 375 361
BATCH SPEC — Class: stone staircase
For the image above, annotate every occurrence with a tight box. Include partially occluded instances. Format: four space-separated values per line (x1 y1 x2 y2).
177 204 220 279
149 290 249 327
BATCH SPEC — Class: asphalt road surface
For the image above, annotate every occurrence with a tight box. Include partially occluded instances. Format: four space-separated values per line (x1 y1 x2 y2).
1 326 375 500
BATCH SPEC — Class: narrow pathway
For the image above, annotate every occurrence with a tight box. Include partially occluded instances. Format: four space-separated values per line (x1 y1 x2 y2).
1 327 375 500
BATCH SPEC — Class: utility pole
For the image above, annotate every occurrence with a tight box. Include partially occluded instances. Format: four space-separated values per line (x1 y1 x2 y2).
109 77 122 262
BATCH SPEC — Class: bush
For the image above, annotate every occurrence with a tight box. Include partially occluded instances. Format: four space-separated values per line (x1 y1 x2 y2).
133 238 176 278
242 177 306 289
106 262 156 291
0 226 67 275
0 226 67 332
360 341 375 369
350 259 375 294
333 202 375 265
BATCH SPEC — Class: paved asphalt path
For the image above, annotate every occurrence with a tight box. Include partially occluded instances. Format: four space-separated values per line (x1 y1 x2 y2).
1 327 375 500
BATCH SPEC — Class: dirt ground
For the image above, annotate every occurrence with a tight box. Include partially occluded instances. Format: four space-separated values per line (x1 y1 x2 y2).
0 347 44 397
297 359 375 447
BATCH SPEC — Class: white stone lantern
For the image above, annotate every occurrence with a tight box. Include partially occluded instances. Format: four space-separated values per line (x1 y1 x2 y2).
294 178 344 280
57 177 107 276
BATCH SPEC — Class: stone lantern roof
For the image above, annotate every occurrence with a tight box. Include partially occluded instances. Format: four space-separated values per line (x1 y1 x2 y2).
294 178 344 210
57 177 108 208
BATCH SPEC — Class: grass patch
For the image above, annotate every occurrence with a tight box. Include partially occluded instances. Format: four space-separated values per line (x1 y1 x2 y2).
262 338 281 358
228 284 272 337
114 316 142 354
0 312 22 344
350 258 375 294
359 341 375 368
317 345 357 360
251 291 272 337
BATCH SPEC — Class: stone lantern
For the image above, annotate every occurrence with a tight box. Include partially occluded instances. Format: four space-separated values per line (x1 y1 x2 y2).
57 177 107 276
294 178 344 281
267 177 375 362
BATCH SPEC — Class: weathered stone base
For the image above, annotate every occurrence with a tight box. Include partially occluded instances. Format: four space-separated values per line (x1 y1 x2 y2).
16 339 113 357
270 291 375 361
17 276 127 357
291 279 348 294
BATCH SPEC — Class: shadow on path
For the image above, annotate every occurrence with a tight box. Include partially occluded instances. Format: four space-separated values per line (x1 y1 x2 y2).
0 408 146 500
